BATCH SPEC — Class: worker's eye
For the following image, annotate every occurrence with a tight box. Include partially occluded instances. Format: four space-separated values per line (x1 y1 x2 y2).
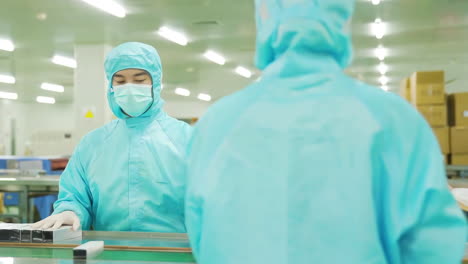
115 81 126 85
135 79 146 83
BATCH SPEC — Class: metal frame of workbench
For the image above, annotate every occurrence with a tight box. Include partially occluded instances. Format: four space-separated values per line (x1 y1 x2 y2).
0 165 467 223
0 175 59 223
447 165 468 178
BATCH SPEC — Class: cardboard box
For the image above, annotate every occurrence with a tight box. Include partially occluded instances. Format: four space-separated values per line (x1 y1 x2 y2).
0 193 4 215
448 93 468 127
411 70 444 84
450 127 468 154
400 78 410 101
410 84 445 105
417 105 447 127
410 71 445 105
432 127 450 154
451 154 468 166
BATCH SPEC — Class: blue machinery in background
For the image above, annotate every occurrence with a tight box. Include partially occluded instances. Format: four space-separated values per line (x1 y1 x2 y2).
0 156 69 175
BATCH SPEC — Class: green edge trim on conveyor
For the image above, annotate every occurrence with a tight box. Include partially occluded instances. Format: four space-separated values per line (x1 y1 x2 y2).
0 247 195 262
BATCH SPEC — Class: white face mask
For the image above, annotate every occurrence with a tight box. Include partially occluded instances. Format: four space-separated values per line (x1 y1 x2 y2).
113 83 153 117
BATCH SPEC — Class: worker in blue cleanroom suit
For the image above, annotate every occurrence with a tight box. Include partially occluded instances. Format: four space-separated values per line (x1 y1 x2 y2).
184 0 467 263
33 42 192 232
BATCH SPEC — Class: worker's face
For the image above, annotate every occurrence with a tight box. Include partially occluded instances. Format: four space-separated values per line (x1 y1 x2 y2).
112 69 152 86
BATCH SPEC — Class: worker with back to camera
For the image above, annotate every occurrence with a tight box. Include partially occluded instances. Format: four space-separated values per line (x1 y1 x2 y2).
32 42 192 232
184 0 467 263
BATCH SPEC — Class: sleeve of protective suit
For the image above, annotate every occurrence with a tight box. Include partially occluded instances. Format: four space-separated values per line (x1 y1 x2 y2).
53 138 93 230
175 121 193 221
184 124 203 255
159 116 193 221
391 116 467 263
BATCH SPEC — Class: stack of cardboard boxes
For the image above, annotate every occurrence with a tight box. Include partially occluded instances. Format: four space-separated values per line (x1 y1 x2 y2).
449 93 468 165
401 71 449 161
400 71 468 165
400 78 411 101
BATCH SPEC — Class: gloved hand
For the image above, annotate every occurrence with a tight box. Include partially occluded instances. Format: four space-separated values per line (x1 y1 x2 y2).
452 188 468 209
32 211 81 231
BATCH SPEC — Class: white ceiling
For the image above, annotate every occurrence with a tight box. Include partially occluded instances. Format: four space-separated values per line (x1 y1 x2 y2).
0 0 467 104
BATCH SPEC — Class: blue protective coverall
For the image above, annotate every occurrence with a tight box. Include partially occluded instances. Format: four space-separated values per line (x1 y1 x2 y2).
54 42 192 232
185 1 467 263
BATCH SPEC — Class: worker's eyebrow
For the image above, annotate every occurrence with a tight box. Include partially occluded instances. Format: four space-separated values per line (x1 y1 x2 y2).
113 74 125 78
133 72 149 78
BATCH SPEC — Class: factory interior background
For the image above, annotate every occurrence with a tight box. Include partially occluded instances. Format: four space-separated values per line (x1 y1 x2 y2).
0 0 468 225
